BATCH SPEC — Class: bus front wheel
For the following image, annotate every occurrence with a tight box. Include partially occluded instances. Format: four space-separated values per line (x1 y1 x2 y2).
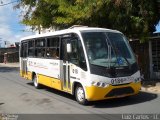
75 85 88 105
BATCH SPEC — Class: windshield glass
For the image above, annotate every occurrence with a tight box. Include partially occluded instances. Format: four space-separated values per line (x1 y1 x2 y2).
81 31 136 68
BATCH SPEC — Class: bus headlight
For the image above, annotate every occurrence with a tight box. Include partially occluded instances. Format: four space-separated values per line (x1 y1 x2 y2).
91 81 109 88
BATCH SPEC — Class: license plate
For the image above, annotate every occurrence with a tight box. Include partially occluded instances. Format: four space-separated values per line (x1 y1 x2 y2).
111 78 128 85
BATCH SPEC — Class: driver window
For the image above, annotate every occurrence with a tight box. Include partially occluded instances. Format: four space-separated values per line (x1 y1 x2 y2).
70 39 79 65
69 38 87 71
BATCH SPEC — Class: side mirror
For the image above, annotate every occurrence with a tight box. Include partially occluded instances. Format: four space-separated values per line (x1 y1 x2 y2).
67 43 72 53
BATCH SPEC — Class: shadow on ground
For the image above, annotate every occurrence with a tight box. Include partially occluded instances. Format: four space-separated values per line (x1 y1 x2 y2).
0 103 4 106
91 91 157 108
27 82 75 100
27 82 158 108
0 66 19 72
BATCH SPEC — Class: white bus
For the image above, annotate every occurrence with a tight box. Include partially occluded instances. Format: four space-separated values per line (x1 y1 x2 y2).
20 26 141 105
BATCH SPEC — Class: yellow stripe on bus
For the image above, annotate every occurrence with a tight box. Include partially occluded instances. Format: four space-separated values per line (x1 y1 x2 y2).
20 70 63 91
38 74 62 91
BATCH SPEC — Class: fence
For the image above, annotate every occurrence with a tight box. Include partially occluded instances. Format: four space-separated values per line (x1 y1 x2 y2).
0 52 19 63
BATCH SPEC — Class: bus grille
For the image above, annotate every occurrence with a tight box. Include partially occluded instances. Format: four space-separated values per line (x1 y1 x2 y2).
105 87 134 98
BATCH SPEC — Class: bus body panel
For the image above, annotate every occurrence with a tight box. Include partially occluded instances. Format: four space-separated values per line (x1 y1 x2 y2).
20 57 89 94
20 57 62 90
27 58 60 78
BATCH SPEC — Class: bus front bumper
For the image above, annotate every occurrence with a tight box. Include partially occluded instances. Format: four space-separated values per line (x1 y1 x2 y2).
85 82 141 101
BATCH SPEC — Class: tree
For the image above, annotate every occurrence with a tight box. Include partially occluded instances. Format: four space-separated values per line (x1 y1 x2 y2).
15 0 160 42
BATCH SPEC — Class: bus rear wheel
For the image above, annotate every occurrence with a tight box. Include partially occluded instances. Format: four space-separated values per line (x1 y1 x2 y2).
33 74 41 89
75 85 88 105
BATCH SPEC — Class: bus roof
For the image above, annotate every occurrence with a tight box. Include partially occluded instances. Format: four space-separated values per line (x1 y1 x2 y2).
20 27 121 41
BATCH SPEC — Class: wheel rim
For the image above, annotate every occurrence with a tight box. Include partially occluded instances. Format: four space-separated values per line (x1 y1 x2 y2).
33 76 38 87
77 87 85 102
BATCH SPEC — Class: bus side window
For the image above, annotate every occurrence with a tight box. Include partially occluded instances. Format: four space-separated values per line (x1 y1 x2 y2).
78 40 87 71
46 37 59 59
70 39 79 65
20 43 24 57
70 38 87 71
28 40 35 57
21 42 28 58
35 39 46 58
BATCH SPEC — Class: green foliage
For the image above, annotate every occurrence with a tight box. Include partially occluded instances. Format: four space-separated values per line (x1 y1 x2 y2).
16 0 160 42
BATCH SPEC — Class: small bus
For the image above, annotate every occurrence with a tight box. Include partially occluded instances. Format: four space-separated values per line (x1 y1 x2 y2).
20 26 141 105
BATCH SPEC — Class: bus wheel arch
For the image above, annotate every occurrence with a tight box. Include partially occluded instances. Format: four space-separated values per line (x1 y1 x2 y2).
73 82 88 105
32 72 36 81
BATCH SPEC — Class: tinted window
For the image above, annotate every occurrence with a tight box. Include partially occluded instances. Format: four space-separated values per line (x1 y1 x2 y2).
35 38 46 58
28 40 35 57
46 37 60 59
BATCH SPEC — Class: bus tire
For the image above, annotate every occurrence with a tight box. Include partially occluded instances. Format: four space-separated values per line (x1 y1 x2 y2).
33 74 41 89
75 84 88 105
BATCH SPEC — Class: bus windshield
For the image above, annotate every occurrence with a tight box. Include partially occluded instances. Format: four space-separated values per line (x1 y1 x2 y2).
81 32 136 68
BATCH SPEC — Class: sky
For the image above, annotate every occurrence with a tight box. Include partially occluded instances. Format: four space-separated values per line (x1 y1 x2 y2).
156 22 160 32
0 0 33 47
0 1 160 47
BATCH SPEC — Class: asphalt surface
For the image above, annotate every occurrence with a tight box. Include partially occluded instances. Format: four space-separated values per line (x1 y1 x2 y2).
0 64 160 119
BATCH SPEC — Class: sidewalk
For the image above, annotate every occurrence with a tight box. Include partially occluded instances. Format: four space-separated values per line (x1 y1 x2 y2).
0 62 19 67
141 81 160 93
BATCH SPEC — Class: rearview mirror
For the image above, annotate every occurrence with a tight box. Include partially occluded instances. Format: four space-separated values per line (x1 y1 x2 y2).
67 43 72 53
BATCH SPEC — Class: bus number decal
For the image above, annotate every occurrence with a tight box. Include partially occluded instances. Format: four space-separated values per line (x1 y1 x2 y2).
111 78 127 85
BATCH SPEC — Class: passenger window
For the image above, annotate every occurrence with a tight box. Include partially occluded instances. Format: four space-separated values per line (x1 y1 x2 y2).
35 39 45 47
35 48 45 57
28 48 35 57
35 38 46 58
21 42 28 58
46 37 60 59
28 40 35 57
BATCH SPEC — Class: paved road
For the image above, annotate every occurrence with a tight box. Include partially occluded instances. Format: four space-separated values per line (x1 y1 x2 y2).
0 65 160 119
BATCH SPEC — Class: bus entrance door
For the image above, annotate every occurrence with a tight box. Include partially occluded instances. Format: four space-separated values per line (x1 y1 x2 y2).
21 42 28 78
61 38 71 92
